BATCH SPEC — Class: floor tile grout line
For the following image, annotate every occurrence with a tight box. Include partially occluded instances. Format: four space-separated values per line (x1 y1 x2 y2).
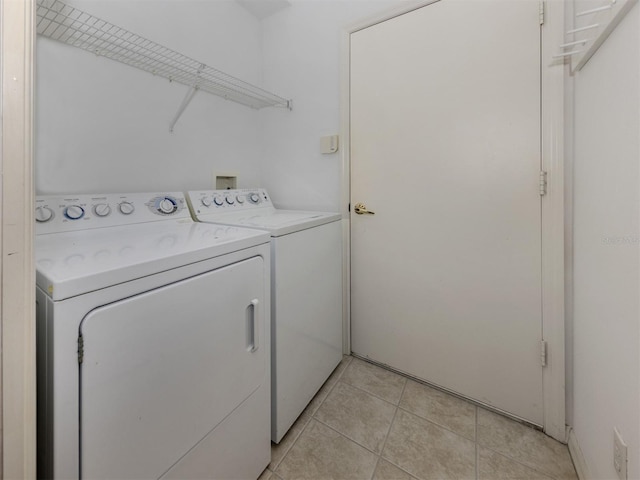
383 407 477 480
337 377 405 408
311 372 405 472
369 455 382 480
271 356 354 472
376 429 422 478
312 373 437 480
376 400 402 467
345 364 480 442
347 357 409 394
331 357 352 383
355 355 547 434
272 416 313 474
310 363 350 415
328 355 353 386
326 363 481 457
273 354 576 480
306 356 353 416
379 389 404 452
379 456 422 480
475 412 575 479
270 412 312 471
475 435 479 478
313 416 385 458
475 405 479 480
479 444 566 480
376 378 407 456
395 404 476 443
274 354 576 480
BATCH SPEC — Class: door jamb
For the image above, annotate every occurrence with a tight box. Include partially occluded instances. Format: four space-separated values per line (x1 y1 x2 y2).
339 0 566 441
1 0 37 476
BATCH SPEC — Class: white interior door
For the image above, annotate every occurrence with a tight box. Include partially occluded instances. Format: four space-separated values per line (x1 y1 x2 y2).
350 0 544 424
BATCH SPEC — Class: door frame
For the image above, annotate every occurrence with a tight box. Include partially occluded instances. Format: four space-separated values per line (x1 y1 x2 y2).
339 0 566 441
1 0 37 477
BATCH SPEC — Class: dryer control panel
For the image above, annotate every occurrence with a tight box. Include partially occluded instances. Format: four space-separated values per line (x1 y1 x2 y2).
35 192 190 235
187 189 272 216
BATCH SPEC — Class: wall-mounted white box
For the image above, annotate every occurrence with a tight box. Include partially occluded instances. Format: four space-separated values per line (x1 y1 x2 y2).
213 173 238 190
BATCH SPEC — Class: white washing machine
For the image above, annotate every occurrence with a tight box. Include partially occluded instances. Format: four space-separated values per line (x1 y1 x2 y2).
35 192 272 479
186 189 343 443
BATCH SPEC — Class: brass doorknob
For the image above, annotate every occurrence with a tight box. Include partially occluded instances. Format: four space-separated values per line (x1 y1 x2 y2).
354 203 375 215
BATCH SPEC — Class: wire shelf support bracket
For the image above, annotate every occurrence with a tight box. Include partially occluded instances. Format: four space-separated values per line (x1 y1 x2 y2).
555 0 638 71
36 0 293 131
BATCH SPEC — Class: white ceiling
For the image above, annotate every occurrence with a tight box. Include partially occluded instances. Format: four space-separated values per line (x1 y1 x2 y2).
236 0 291 20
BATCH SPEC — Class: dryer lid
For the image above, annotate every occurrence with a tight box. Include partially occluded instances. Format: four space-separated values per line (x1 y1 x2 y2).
36 221 269 300
195 209 341 236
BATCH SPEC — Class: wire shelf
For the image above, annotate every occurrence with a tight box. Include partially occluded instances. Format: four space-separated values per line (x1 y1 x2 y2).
36 0 292 111
554 0 638 71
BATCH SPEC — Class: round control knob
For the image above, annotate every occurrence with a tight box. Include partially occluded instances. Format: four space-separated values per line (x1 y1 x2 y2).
119 201 135 215
213 196 224 206
236 195 245 204
225 196 235 205
157 197 178 214
35 206 54 223
249 193 260 203
93 203 112 217
64 205 85 220
201 197 213 207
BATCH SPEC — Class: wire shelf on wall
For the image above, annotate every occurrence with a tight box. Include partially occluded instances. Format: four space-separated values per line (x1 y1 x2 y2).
36 0 292 130
554 0 638 71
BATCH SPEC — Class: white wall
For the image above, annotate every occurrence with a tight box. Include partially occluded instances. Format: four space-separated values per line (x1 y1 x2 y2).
35 0 411 204
571 3 640 478
36 0 264 194
260 0 409 211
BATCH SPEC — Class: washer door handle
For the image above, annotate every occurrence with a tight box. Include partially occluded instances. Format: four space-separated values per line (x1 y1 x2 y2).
247 299 259 353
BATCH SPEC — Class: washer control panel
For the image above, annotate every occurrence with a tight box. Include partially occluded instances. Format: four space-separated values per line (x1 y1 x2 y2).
35 192 189 235
187 189 272 215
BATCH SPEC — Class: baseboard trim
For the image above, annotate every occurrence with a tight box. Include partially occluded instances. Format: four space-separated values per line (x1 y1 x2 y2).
568 427 590 480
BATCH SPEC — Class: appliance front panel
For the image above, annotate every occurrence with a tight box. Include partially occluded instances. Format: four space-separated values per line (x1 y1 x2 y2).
272 221 343 441
79 257 265 479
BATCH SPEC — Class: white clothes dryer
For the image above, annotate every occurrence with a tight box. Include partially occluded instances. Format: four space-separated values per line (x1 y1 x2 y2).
35 192 271 479
186 189 343 443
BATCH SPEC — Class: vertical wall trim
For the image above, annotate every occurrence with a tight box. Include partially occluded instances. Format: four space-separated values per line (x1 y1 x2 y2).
541 0 567 442
563 0 576 430
339 28 351 354
1 0 36 478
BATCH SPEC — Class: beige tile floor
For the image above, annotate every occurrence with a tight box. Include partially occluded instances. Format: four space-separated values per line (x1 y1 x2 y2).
260 356 578 480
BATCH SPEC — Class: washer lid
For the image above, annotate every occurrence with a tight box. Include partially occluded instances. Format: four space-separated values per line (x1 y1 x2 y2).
195 209 341 236
36 221 270 301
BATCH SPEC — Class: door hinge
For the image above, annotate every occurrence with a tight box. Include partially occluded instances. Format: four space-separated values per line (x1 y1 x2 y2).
539 1 545 25
77 334 84 365
539 170 548 196
541 340 548 367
